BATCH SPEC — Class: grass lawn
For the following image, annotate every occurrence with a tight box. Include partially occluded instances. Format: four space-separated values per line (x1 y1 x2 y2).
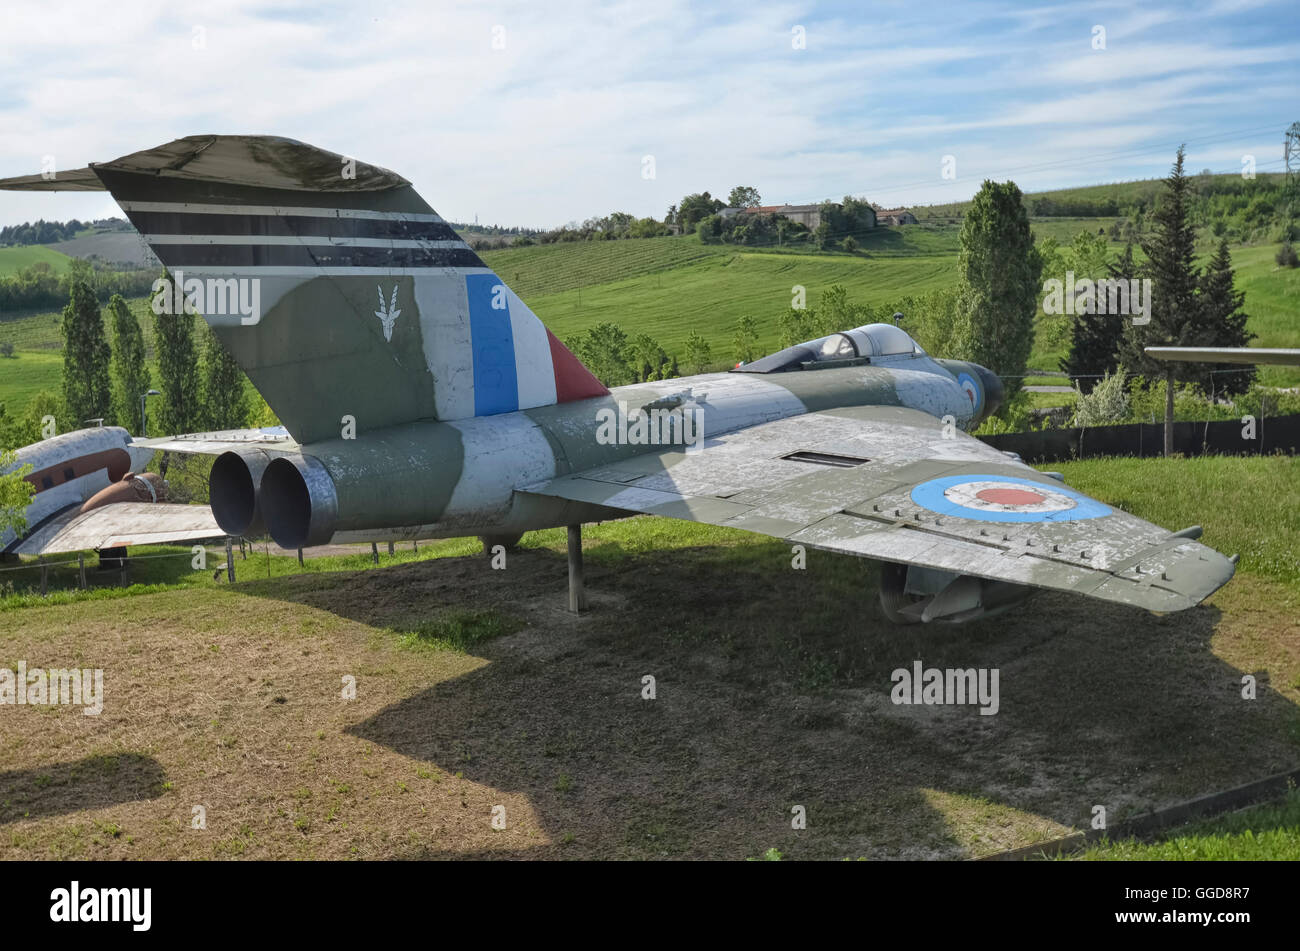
0 455 1296 859
1067 790 1300 860
1229 244 1300 388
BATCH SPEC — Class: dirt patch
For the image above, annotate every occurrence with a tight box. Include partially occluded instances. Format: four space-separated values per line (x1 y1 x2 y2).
1 539 1297 860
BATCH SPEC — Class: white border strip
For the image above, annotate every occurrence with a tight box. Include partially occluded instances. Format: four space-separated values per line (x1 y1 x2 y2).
119 200 444 222
174 266 496 276
145 235 468 249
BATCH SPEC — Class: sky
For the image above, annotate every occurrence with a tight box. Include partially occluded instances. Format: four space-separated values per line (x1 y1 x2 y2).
0 0 1297 229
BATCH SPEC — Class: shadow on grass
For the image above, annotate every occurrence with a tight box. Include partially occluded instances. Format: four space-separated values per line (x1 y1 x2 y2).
0 753 166 825
240 539 1298 859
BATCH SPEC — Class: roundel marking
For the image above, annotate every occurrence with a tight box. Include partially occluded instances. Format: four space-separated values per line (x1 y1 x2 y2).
956 372 981 414
975 486 1046 506
910 474 1111 523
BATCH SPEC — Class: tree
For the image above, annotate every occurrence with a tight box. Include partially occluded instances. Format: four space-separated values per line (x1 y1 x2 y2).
108 295 150 433
1118 148 1258 401
893 288 962 358
1068 229 1110 277
677 192 724 233
815 284 865 335
727 185 761 209
0 449 35 539
778 307 818 348
684 331 713 373
60 279 113 427
842 235 859 253
1061 242 1131 391
200 327 251 430
696 214 723 243
813 221 835 250
0 391 64 447
732 315 760 364
1117 146 1200 382
954 180 1042 395
627 332 668 382
1194 237 1255 396
568 322 631 386
152 274 203 436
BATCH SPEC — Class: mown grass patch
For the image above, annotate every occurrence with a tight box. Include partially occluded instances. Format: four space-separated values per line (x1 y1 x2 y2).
1052 455 1300 586
1065 789 1300 860
393 609 524 653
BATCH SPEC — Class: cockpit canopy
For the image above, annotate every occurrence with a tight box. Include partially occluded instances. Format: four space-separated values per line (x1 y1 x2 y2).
733 322 924 374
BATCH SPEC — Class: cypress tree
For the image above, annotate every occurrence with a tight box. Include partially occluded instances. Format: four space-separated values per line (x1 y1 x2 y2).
1194 238 1255 396
200 326 250 430
1061 242 1132 391
60 279 113 427
108 294 150 434
954 180 1042 397
1118 146 1200 381
152 273 202 436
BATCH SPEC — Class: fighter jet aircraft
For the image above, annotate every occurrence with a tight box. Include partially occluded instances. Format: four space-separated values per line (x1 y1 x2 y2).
0 136 1236 622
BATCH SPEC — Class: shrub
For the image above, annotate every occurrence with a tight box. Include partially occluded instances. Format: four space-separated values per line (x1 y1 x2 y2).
1072 369 1129 426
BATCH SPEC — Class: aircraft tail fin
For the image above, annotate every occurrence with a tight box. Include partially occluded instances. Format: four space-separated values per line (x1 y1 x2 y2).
0 136 608 443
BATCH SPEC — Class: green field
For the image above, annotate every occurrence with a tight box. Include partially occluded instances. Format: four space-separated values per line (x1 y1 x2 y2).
0 349 62 416
2 216 1297 421
513 245 958 356
0 300 205 417
0 245 72 276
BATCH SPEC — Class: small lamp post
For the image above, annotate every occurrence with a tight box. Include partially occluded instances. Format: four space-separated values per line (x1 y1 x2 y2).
140 389 160 436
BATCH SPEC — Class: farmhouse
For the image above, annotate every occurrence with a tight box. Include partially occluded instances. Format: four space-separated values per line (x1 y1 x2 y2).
874 207 918 226
722 203 827 229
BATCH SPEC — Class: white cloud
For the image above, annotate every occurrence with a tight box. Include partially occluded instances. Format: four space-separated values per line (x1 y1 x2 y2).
0 0 1295 228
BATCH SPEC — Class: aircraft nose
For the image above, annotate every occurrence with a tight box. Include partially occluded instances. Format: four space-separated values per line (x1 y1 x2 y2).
976 364 1004 418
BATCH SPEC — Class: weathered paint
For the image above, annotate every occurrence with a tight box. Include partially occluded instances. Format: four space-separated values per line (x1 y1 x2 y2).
2 427 155 554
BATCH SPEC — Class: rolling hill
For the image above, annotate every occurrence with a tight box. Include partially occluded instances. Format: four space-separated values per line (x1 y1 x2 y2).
0 245 73 277
2 196 1297 424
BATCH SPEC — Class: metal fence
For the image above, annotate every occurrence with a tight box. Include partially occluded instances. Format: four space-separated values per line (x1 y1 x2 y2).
980 413 1300 463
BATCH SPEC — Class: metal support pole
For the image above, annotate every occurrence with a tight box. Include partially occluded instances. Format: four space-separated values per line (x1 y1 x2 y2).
78 553 87 590
387 541 395 557
413 540 418 553
566 524 587 614
225 537 235 583
371 542 379 564
39 556 48 596
1164 366 1175 458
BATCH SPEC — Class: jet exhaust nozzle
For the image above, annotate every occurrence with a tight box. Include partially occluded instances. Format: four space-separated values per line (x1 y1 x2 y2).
209 450 280 537
260 454 339 549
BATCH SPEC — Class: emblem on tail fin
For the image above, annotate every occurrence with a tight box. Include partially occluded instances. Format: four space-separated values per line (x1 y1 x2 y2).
374 285 401 341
